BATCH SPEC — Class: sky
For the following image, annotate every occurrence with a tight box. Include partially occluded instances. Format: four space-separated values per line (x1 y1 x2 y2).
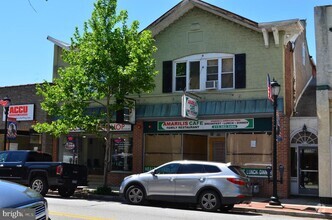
0 0 330 87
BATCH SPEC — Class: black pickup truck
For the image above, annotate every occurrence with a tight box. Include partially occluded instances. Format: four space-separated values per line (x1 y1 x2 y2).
0 150 88 197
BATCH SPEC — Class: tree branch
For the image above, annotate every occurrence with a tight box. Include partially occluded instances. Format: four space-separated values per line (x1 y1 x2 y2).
28 0 37 13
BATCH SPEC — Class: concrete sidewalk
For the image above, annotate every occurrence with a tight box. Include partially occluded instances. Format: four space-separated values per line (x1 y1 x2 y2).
234 197 332 219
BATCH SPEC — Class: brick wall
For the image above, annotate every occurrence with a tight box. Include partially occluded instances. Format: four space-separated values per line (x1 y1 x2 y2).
250 113 290 198
284 42 294 116
0 84 53 152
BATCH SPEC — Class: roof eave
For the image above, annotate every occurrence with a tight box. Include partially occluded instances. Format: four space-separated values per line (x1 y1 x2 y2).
146 0 260 37
47 36 70 50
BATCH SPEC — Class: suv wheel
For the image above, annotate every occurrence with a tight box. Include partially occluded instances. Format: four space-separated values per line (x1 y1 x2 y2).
126 185 145 205
199 190 220 212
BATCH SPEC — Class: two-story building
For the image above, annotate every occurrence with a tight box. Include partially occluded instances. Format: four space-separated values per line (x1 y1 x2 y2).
48 0 315 197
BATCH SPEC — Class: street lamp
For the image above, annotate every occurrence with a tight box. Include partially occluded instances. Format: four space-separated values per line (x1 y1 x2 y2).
1 96 11 151
269 80 281 206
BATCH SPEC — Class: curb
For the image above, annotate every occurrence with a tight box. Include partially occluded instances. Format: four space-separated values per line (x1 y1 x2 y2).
233 206 332 219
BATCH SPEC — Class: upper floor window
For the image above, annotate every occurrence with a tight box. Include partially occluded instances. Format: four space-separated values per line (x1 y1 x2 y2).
162 53 245 93
173 53 234 92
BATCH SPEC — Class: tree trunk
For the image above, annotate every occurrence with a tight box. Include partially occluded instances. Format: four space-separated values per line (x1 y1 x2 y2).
103 132 112 187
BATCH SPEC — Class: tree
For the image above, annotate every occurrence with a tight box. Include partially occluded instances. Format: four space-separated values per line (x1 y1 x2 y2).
33 0 157 187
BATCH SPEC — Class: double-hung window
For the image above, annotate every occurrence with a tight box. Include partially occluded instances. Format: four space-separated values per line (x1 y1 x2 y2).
221 58 234 88
175 62 187 91
173 53 235 92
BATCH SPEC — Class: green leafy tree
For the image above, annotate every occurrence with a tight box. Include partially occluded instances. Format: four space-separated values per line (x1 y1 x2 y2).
34 0 157 186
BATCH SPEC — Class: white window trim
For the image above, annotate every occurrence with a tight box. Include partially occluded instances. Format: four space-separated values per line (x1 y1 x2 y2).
173 53 234 92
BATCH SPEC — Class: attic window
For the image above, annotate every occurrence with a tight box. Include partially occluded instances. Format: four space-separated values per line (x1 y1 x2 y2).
190 22 200 31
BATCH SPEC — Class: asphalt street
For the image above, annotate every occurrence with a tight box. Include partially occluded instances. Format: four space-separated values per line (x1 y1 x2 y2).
46 195 310 220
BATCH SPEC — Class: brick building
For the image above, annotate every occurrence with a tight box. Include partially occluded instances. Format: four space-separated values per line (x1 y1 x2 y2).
0 84 53 154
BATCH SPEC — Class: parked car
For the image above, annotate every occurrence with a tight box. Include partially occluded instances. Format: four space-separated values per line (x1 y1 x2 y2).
0 179 49 219
0 150 88 197
119 160 252 212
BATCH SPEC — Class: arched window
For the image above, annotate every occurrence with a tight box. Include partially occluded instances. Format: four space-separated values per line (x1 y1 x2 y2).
291 131 317 144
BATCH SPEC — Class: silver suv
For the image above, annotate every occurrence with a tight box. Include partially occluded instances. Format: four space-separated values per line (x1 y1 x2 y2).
119 160 252 211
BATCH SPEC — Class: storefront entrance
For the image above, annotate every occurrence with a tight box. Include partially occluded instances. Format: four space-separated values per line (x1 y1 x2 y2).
290 129 318 196
298 147 318 195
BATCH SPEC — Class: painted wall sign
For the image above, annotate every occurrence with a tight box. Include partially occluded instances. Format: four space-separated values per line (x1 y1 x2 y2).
157 118 254 131
181 95 198 120
2 104 34 121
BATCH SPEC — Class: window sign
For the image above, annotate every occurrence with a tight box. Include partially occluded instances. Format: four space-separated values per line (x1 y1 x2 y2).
158 118 254 131
112 136 133 171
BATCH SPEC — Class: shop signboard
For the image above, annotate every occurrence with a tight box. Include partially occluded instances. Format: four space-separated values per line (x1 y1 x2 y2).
70 123 132 133
157 118 254 131
110 123 132 131
241 168 269 178
65 136 76 150
181 95 198 120
3 104 34 121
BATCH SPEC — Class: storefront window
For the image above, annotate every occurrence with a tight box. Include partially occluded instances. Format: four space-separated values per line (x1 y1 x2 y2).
144 134 207 171
226 133 272 166
111 135 133 171
144 134 182 171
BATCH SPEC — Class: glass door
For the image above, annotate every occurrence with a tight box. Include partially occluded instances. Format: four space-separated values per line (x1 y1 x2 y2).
298 147 318 195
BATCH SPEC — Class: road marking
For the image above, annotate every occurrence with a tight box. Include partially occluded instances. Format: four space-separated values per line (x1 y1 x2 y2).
49 211 115 220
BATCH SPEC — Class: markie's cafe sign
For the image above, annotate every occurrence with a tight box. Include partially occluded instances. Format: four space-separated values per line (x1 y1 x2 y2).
2 104 34 121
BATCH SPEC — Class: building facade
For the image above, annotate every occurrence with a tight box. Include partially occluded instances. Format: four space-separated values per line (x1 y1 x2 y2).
315 5 332 203
0 84 53 154
49 0 315 198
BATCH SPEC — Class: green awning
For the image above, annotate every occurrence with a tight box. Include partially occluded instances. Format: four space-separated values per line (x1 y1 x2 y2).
136 98 283 119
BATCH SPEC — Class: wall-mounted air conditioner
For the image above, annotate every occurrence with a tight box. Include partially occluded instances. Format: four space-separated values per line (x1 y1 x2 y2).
205 80 218 89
